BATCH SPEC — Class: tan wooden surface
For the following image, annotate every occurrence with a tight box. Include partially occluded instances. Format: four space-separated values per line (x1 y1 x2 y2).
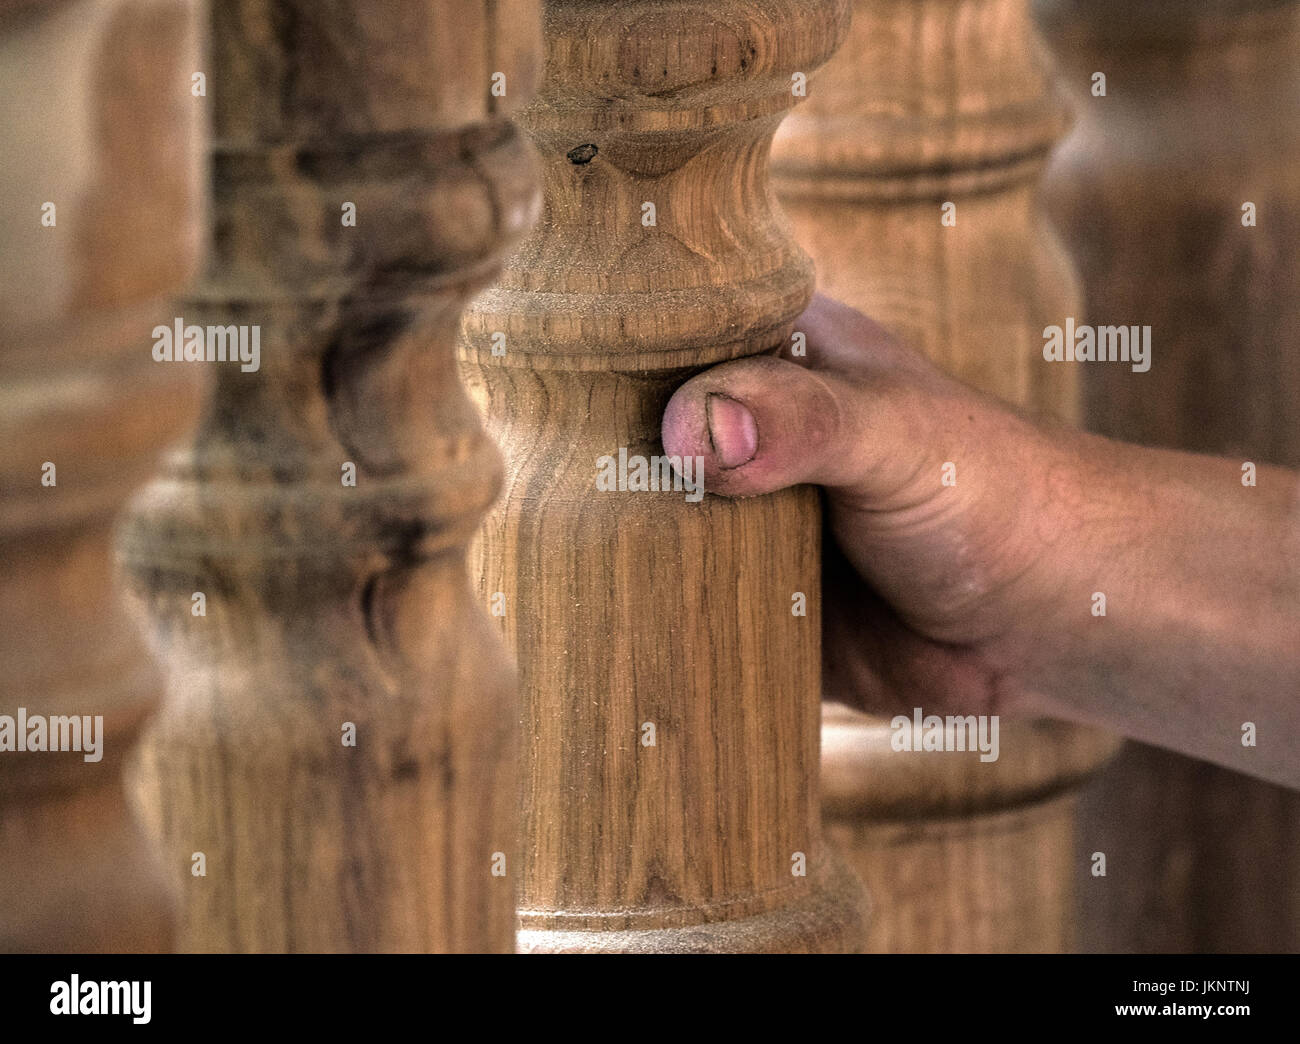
119 0 541 953
460 0 869 952
0 0 203 952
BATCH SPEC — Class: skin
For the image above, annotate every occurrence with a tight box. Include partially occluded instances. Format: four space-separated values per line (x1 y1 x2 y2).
662 295 1300 789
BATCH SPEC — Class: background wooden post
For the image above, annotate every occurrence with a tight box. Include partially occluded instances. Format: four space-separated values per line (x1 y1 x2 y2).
1038 0 1300 952
771 0 1121 952
0 0 202 951
119 0 540 952
460 0 868 953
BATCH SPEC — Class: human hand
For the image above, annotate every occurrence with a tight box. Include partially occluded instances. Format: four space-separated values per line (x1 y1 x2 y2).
662 294 1064 718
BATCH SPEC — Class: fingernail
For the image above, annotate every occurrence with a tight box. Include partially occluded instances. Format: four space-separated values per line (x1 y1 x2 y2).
706 394 757 468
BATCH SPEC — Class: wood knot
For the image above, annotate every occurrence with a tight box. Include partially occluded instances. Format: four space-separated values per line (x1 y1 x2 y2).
567 143 599 165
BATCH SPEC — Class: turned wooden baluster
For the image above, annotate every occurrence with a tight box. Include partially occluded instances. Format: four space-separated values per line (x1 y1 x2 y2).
118 0 540 952
771 0 1121 952
0 0 202 951
1038 0 1300 953
460 0 867 952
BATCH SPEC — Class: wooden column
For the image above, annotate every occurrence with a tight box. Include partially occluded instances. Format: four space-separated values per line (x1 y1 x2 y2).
1037 0 1300 953
771 0 1121 952
460 0 867 952
0 0 202 951
118 0 540 952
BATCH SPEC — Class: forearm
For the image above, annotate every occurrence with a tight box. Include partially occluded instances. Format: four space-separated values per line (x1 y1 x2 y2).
1022 431 1300 785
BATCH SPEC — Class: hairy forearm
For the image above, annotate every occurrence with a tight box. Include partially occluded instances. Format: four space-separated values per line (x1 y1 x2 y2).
1022 430 1300 786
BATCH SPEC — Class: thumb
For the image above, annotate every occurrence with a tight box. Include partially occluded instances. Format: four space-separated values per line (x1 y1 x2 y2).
661 353 904 499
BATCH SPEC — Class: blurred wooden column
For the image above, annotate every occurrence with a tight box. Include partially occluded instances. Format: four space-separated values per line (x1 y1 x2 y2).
1038 0 1300 952
0 0 202 951
771 0 1121 952
460 0 867 952
118 0 540 952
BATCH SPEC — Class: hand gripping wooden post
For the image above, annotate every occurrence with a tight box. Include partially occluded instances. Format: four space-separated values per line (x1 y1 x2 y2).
118 0 541 952
459 0 868 952
0 0 202 951
771 0 1122 952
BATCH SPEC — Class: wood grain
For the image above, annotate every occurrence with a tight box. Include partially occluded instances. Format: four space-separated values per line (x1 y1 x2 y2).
1037 0 1300 954
0 0 203 952
460 0 868 952
119 0 541 952
771 0 1121 952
